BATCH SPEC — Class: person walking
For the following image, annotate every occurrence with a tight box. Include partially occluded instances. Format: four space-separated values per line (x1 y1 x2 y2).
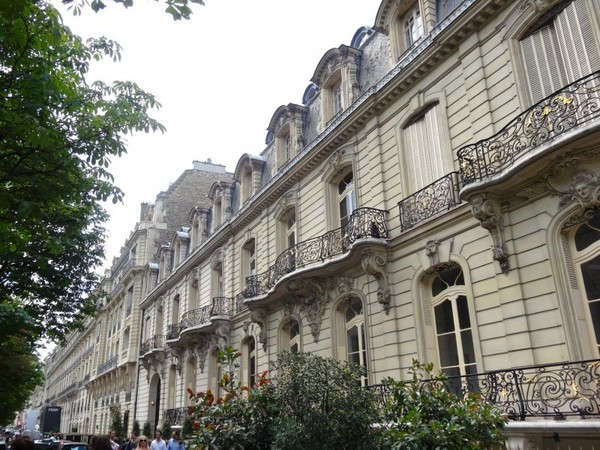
136 436 148 450
166 432 183 450
108 431 119 450
149 431 165 450
122 432 138 450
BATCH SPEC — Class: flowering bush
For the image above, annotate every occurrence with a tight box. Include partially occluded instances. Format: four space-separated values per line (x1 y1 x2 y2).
183 346 277 450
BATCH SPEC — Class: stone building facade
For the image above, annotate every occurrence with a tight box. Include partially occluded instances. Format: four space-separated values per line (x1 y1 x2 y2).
42 0 600 448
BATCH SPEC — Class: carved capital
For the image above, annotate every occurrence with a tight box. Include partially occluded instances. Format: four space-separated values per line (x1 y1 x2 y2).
470 195 510 274
361 250 391 314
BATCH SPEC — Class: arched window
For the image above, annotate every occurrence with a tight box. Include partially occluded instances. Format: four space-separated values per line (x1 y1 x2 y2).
339 297 368 386
571 210 600 356
248 338 257 387
280 318 301 354
430 265 477 382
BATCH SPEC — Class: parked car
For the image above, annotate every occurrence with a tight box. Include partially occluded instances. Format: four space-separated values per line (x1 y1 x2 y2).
34 440 87 450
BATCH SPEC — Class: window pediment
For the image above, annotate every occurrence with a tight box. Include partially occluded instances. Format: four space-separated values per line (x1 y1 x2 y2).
310 45 362 88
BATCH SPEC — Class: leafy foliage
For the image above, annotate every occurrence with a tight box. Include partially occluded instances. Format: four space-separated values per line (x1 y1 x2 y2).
143 422 152 439
0 0 165 348
271 351 382 450
0 332 44 424
132 420 141 436
184 346 277 450
110 406 126 441
161 419 171 440
62 0 205 20
380 360 506 450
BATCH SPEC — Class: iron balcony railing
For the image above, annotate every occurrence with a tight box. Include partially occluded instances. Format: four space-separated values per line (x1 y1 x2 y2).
164 407 187 425
370 359 600 420
398 172 461 231
458 70 600 186
245 208 388 298
139 335 165 356
97 355 118 375
235 292 248 314
211 296 233 316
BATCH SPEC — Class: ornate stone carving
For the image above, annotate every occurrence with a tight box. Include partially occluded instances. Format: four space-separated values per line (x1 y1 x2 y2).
556 169 600 210
249 308 269 350
425 240 441 266
194 337 209 373
214 321 231 350
169 347 183 375
288 279 331 342
470 195 510 274
361 250 391 314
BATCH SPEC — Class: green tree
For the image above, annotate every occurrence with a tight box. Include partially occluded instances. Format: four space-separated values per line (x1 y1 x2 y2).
142 422 152 439
161 419 171 440
132 420 141 436
62 0 204 20
380 360 506 450
0 333 44 424
110 406 125 442
271 351 382 450
0 0 164 349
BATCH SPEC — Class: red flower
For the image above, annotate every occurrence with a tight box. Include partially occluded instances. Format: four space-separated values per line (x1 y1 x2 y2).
186 387 194 398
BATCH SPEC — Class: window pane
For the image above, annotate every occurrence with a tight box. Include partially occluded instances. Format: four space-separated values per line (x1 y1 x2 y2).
457 296 471 329
589 299 600 346
461 329 475 365
437 334 459 367
347 326 359 353
582 255 600 300
575 211 600 251
435 300 454 334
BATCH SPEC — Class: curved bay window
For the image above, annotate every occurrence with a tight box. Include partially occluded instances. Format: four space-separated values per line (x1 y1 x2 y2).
431 265 477 388
572 210 600 356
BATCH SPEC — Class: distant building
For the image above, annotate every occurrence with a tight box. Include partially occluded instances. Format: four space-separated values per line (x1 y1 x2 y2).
42 0 600 448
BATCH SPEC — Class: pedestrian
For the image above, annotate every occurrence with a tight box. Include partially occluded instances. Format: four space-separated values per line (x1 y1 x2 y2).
9 436 34 450
122 432 138 450
136 436 148 450
166 432 183 450
93 436 112 450
108 431 119 450
149 431 165 450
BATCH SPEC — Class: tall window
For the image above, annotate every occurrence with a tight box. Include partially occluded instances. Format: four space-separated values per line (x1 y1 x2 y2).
519 0 600 104
189 279 198 311
403 4 423 48
280 319 301 353
213 198 222 230
186 357 196 395
431 265 477 383
212 263 223 298
172 295 180 324
332 80 343 116
572 210 600 356
338 172 356 228
168 365 177 409
243 239 257 285
344 297 368 386
248 338 257 387
402 103 451 194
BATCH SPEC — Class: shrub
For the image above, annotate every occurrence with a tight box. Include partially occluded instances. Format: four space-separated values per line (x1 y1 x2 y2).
380 360 506 450
185 346 277 450
142 422 152 439
271 351 382 450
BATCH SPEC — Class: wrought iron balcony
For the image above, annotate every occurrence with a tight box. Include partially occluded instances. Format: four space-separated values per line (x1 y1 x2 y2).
182 305 212 329
398 172 461 231
164 407 187 425
97 355 118 375
458 70 600 186
211 296 232 316
166 323 185 341
139 334 165 356
245 207 388 298
234 292 248 314
370 359 600 420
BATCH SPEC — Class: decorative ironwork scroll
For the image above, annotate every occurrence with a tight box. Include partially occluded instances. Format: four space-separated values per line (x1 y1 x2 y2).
458 70 600 186
398 172 461 231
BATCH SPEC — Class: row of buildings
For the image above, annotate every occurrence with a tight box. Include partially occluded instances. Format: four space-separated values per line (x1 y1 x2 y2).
36 0 600 448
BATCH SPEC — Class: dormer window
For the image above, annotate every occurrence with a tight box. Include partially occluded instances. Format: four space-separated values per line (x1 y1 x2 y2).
404 4 423 48
311 45 362 132
267 105 307 169
233 154 266 204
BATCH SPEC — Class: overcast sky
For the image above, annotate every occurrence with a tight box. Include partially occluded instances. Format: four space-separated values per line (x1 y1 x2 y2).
53 0 382 270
